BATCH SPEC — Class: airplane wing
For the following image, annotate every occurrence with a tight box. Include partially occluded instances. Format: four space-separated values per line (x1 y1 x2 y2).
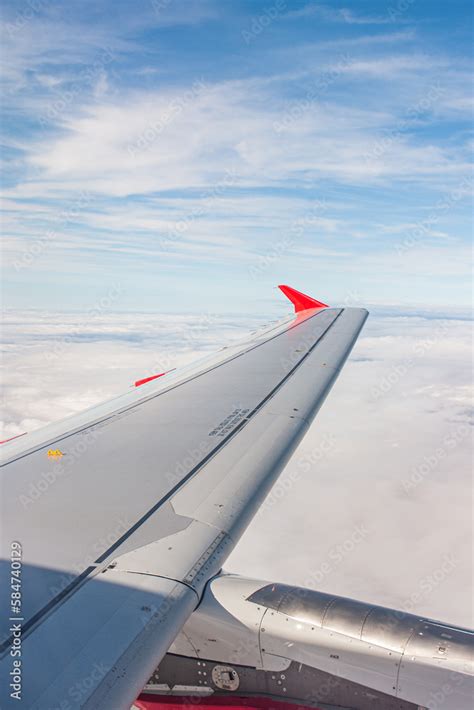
0 286 368 709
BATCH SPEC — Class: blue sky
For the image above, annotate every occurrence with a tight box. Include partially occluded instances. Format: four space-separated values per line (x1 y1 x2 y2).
1 0 472 313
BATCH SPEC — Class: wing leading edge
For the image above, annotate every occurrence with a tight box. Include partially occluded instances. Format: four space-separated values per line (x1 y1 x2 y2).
0 288 368 709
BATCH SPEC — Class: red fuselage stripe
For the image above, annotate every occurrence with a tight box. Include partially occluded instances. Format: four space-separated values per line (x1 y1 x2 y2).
136 694 319 710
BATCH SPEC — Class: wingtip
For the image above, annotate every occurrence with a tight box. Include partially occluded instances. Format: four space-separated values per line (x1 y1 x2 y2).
278 284 328 312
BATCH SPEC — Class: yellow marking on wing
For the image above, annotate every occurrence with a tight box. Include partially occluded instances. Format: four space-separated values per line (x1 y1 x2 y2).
47 449 64 459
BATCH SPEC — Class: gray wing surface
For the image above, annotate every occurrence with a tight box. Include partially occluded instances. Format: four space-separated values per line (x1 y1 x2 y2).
0 306 368 709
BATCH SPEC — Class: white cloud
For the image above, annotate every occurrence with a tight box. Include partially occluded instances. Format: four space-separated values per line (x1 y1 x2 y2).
285 3 398 25
337 54 448 77
1 3 471 315
6 74 464 205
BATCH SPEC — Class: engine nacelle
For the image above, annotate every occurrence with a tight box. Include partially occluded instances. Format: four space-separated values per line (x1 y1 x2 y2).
165 573 473 709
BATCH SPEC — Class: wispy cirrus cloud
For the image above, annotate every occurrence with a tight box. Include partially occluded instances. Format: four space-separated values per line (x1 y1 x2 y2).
0 0 472 312
285 3 400 24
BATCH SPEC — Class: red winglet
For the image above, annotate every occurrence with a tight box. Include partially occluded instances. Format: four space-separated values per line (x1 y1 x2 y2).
278 284 328 312
134 373 166 387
